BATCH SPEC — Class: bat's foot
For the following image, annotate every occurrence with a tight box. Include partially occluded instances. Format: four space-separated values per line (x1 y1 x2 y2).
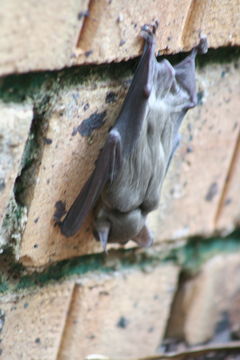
141 20 158 35
132 225 153 248
191 34 208 58
140 21 159 44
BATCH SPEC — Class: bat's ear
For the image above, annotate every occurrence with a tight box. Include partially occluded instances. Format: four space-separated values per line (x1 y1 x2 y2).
132 225 153 248
93 221 111 252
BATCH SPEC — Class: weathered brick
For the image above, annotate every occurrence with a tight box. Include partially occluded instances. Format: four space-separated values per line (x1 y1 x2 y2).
182 0 240 50
0 0 89 76
74 0 240 65
0 281 74 360
58 265 179 359
74 0 193 64
0 102 33 248
19 81 128 266
166 254 240 345
0 0 239 75
216 134 240 234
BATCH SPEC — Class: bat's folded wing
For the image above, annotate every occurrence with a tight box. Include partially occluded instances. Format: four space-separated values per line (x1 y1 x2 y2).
60 129 122 237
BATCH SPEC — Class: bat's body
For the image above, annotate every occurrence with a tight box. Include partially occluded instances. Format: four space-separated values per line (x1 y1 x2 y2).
60 25 208 249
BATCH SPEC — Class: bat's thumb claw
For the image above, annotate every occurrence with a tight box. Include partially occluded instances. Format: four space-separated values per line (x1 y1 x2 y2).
140 21 158 44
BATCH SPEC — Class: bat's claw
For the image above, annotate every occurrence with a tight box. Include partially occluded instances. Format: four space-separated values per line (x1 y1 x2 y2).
191 33 208 58
141 21 158 35
140 21 159 44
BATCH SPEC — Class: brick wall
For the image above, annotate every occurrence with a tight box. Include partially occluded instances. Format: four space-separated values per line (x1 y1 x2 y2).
0 1 240 359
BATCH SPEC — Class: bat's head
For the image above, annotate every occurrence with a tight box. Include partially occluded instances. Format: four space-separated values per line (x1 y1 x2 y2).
93 206 153 249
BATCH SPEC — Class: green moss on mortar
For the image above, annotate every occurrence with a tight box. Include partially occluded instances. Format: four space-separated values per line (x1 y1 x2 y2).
0 61 136 104
163 46 240 67
0 197 27 253
0 46 239 104
0 230 239 294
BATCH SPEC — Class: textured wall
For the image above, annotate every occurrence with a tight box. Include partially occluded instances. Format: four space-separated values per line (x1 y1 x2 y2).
0 0 240 359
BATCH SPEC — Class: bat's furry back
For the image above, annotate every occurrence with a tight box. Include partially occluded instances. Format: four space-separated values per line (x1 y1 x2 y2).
60 24 208 249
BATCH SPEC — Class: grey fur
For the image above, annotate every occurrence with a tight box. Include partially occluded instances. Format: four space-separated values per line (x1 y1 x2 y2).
61 24 208 249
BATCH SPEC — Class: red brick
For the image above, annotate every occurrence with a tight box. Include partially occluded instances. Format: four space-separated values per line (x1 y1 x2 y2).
0 282 74 360
166 254 240 345
58 265 179 359
19 81 130 266
0 0 89 76
0 0 239 75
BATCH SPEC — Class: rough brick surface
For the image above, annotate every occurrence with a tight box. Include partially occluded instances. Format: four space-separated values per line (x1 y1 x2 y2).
58 265 179 359
0 265 178 359
19 81 128 267
0 0 89 75
0 102 33 247
182 0 240 49
0 282 74 360
0 0 239 75
216 133 240 234
74 0 240 65
74 0 193 64
166 254 240 345
19 58 240 267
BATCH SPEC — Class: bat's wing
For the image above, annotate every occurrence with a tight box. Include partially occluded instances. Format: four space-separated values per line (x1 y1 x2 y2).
114 24 157 155
163 35 208 169
60 25 158 238
175 36 208 99
60 130 121 237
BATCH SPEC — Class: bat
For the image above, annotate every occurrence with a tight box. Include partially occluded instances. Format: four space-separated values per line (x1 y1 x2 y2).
60 23 208 250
